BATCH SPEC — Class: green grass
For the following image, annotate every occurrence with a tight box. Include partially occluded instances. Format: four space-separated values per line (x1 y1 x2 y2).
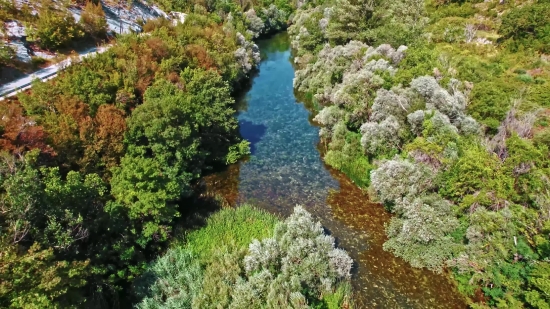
183 205 279 263
323 282 353 309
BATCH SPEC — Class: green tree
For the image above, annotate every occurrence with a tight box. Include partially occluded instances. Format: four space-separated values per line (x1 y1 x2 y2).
111 68 243 243
0 242 89 309
30 3 84 49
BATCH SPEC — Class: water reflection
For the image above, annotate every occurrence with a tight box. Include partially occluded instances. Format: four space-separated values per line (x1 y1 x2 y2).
203 33 468 308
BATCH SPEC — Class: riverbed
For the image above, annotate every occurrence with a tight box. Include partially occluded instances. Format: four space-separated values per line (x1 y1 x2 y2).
203 33 468 308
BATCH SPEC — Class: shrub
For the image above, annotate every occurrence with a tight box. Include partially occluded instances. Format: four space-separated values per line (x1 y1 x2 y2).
244 9 264 38
384 194 461 271
0 41 15 67
134 247 203 309
191 247 244 309
499 2 550 53
30 6 84 49
524 262 550 309
325 130 373 188
233 206 353 308
440 143 515 208
135 206 353 308
259 4 288 34
467 80 514 133
371 88 411 123
360 116 402 156
369 158 435 208
30 56 47 68
80 1 108 38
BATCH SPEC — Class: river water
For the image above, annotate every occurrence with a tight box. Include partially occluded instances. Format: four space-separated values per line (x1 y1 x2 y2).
204 33 469 308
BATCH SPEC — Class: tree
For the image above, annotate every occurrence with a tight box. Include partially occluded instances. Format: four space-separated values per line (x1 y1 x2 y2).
80 1 108 38
111 68 243 243
81 104 127 176
0 154 109 308
0 242 89 309
31 2 84 49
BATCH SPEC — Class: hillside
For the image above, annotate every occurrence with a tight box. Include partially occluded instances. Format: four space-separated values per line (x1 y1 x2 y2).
0 0 178 83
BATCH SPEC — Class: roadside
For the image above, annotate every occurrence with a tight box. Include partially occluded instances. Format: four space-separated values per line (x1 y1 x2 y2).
0 45 110 100
1 0 186 100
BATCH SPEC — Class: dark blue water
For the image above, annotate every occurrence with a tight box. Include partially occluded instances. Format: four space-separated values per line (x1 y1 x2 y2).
205 33 468 309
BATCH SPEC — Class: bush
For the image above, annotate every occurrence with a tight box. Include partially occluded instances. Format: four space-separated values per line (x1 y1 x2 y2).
30 6 84 49
325 131 373 188
80 1 108 38
369 158 435 208
0 41 16 67
499 2 550 53
384 194 461 271
467 80 514 133
134 247 203 309
135 206 353 309
30 56 47 68
233 205 353 308
360 116 402 156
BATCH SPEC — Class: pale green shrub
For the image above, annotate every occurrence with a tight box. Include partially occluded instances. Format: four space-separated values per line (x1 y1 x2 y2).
135 247 203 309
384 194 461 272
231 206 353 308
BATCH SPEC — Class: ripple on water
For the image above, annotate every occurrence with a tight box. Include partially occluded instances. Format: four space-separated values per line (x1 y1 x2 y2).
203 32 469 309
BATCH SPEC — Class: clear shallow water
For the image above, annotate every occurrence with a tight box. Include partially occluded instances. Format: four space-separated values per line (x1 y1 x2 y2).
204 33 468 308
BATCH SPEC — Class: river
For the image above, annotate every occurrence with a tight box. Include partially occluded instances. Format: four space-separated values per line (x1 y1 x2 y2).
203 33 469 308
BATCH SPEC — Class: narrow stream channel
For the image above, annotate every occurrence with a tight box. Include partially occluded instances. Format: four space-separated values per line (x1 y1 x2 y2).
204 33 469 308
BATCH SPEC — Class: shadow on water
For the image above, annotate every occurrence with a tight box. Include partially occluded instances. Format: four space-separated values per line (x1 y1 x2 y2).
203 32 469 308
239 119 267 155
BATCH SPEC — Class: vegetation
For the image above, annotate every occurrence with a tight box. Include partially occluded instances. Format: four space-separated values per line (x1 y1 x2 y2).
80 1 108 39
133 205 353 309
290 0 550 307
29 2 85 49
0 40 15 66
4 0 549 307
0 0 296 306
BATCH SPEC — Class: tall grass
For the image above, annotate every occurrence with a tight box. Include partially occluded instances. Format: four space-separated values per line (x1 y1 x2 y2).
183 204 279 263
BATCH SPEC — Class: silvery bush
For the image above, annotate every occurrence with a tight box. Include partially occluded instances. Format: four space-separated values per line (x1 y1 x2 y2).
231 206 353 308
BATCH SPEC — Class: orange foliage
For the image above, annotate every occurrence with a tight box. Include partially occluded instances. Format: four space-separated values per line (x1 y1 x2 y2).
81 104 126 175
0 101 54 156
185 44 217 71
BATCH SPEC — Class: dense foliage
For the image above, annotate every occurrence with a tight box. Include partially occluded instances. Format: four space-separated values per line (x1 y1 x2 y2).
0 0 298 306
290 0 550 307
133 205 353 309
